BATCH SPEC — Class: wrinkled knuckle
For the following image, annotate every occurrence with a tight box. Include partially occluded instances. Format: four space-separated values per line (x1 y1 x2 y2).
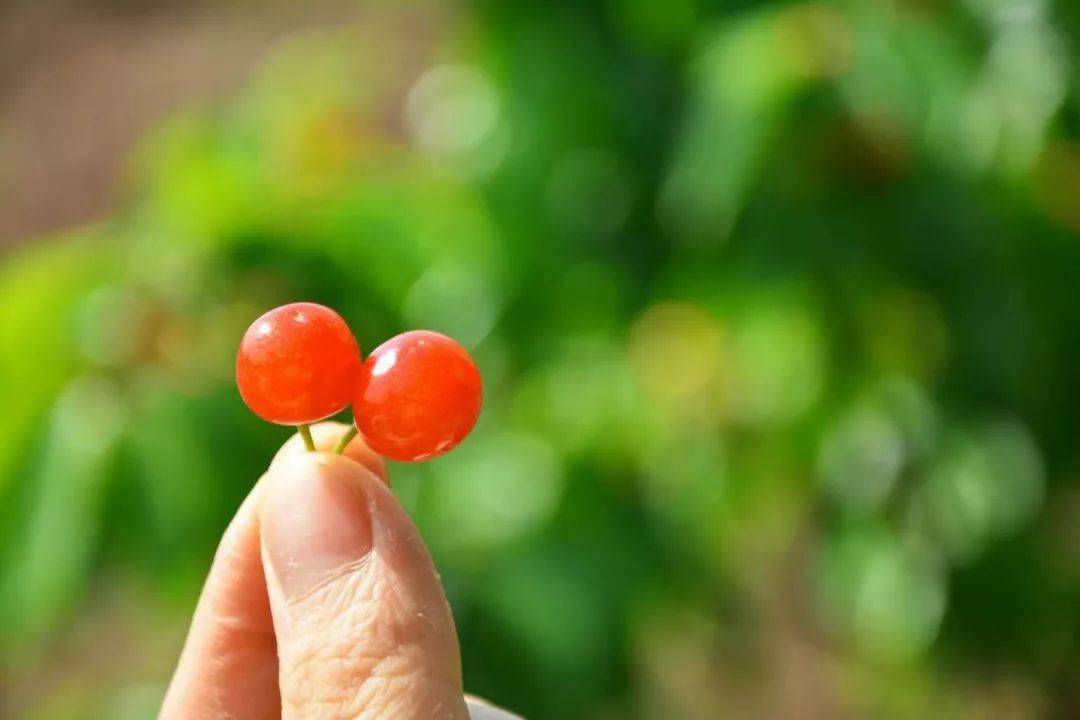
281 640 441 718
280 647 374 717
279 563 462 718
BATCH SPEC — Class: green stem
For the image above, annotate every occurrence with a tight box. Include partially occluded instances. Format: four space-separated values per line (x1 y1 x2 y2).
334 426 358 454
298 423 315 452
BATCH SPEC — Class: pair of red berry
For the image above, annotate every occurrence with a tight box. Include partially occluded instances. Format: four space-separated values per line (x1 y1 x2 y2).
236 302 482 462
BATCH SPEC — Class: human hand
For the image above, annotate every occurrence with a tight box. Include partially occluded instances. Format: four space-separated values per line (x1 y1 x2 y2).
160 422 517 719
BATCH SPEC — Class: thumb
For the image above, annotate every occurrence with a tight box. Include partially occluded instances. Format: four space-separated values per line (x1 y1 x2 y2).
260 449 468 720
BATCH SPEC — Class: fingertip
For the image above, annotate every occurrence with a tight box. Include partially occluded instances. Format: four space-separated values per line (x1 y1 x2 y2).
272 420 388 482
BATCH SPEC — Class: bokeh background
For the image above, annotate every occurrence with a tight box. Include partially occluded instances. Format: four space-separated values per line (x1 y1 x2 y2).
1 0 1078 717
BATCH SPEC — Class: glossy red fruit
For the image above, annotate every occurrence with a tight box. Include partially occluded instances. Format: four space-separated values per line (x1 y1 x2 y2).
354 330 482 462
236 302 362 425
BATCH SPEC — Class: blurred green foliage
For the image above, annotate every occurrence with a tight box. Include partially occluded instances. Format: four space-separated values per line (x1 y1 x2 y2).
1 1 1079 718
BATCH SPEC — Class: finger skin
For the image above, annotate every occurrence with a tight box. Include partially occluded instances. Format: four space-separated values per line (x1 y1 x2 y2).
159 481 280 720
260 450 468 719
160 423 387 720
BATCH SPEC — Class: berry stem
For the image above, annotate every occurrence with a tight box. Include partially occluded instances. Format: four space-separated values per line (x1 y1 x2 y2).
298 423 316 452
333 426 358 455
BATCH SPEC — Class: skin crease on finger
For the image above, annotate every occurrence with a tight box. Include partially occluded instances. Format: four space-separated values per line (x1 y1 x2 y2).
261 428 469 719
270 555 464 718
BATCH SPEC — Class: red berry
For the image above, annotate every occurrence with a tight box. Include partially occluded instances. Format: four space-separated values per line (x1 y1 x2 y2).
354 330 482 462
236 302 362 425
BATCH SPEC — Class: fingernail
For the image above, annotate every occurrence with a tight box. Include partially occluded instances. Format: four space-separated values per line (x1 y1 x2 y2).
260 453 374 600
